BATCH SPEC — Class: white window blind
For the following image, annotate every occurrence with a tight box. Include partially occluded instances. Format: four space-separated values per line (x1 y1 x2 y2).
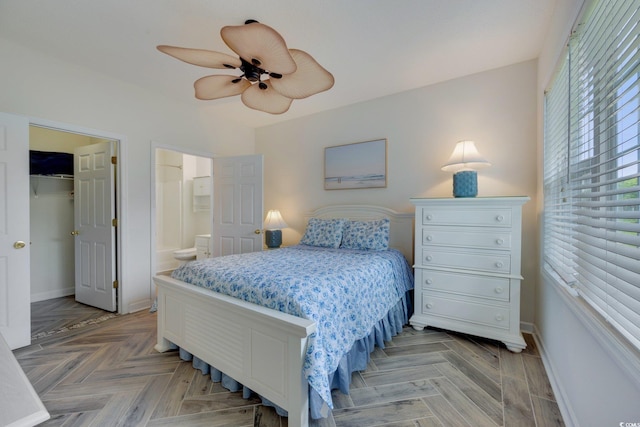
544 59 574 284
544 0 640 350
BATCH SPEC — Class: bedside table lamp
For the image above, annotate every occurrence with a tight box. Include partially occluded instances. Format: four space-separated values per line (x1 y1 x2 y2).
264 209 288 248
441 140 491 197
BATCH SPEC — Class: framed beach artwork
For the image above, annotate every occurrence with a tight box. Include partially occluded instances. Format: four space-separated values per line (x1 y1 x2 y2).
324 138 387 190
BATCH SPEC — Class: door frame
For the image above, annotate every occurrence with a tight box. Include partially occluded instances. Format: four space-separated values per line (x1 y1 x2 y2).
30 117 127 314
150 142 214 290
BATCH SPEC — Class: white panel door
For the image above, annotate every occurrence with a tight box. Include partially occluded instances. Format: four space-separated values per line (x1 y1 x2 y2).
213 155 263 257
74 142 116 311
0 112 30 349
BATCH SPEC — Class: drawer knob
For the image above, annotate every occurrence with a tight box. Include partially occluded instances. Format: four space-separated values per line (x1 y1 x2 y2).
425 214 433 221
495 314 504 321
495 287 504 294
495 261 504 268
426 303 433 309
426 235 433 241
496 238 504 245
496 215 504 222
425 278 433 285
425 255 433 262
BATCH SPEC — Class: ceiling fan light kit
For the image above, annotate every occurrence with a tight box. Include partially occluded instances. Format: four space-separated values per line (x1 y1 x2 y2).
157 19 334 114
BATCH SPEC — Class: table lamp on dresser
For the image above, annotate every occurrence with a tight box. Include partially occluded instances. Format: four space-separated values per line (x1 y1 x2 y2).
441 140 491 197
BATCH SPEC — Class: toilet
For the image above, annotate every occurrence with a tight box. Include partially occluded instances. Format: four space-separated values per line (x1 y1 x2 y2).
173 247 197 265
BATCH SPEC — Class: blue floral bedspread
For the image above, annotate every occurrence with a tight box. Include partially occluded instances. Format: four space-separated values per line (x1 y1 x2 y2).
171 244 414 407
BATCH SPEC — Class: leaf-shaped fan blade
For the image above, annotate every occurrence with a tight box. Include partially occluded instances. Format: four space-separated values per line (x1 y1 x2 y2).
194 75 251 100
270 49 335 99
157 45 242 69
241 81 293 114
221 23 296 75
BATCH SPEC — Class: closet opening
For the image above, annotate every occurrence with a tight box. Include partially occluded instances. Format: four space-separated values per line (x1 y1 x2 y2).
29 125 120 338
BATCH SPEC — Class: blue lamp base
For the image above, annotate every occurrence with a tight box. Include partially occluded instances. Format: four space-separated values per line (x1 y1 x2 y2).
265 229 282 248
453 171 478 197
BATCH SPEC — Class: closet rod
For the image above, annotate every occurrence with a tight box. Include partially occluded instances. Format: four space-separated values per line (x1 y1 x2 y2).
30 174 73 180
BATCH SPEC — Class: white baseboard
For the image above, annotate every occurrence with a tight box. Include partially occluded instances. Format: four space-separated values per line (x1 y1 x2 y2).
532 325 579 427
30 287 74 303
520 321 534 334
127 298 152 313
31 289 152 315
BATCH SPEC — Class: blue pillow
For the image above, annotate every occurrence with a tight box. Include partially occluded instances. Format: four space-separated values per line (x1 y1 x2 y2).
341 218 390 250
300 218 345 248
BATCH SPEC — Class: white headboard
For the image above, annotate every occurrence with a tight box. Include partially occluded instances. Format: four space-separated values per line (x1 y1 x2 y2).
304 204 414 263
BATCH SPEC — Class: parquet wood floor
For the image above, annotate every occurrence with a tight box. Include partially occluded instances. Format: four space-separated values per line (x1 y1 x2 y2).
16 296 565 427
30 296 116 340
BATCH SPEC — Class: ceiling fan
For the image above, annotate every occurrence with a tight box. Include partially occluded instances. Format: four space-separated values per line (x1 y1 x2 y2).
157 19 334 114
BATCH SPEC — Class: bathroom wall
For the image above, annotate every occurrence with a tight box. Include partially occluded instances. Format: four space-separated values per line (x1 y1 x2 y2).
155 149 183 272
181 153 212 248
155 149 211 273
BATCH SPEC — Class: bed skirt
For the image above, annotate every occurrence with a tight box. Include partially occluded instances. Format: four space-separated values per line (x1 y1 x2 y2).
174 291 412 419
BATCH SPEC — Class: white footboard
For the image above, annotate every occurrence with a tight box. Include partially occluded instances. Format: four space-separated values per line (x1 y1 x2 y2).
153 275 317 427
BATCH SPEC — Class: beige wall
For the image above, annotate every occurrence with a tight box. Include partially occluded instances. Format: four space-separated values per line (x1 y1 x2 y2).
256 59 538 324
30 126 99 152
0 36 255 313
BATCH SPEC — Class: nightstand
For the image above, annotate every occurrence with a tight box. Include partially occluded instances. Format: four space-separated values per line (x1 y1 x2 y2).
409 196 529 352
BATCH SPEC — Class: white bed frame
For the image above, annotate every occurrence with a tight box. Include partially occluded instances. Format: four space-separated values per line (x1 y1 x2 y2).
153 205 413 427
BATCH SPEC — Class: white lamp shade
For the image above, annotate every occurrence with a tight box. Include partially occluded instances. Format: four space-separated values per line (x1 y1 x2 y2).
263 209 288 230
441 140 491 172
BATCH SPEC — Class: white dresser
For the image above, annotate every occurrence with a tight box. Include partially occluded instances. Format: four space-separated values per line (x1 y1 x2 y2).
409 197 529 352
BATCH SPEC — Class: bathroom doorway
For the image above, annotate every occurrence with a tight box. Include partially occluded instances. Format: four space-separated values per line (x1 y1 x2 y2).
151 145 213 277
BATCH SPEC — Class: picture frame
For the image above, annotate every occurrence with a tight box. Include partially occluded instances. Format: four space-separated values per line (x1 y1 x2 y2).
324 138 387 190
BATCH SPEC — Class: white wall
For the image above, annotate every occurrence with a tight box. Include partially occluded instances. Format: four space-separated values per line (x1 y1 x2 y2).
256 60 539 324
0 37 255 313
29 176 75 300
181 153 211 248
535 0 640 425
156 149 183 250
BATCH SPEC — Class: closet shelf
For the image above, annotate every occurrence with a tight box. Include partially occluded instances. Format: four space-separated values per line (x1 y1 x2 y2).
30 174 73 180
30 174 74 198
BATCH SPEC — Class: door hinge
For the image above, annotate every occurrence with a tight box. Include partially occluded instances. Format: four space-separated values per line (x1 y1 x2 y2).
113 280 118 289
112 218 118 227
111 156 117 165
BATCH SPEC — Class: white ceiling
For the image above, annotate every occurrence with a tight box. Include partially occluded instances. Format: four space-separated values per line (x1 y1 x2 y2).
0 0 557 128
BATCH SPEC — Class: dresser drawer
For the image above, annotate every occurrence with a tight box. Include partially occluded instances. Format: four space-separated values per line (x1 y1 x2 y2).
411 197 529 352
420 248 511 274
422 227 512 250
421 294 510 330
416 269 510 301
421 207 512 227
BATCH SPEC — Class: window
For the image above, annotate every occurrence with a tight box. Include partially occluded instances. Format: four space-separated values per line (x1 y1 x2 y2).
544 0 640 350
544 59 574 284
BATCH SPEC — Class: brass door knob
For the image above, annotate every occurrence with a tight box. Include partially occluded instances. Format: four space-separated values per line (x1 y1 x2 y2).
13 241 26 249
254 229 262 234
70 230 79 236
